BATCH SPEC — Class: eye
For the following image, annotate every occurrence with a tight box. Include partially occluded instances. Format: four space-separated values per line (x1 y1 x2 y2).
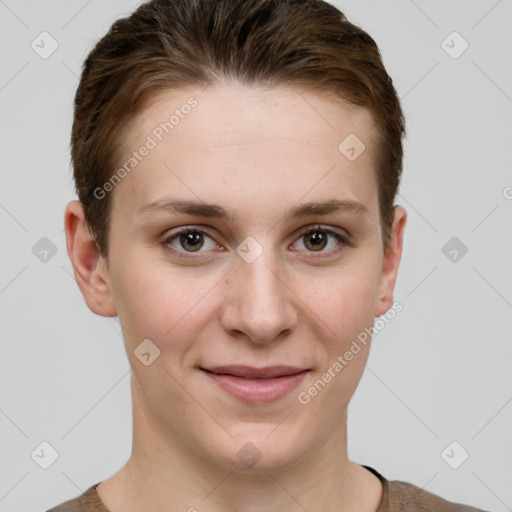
290 225 349 256
162 224 349 260
164 227 221 258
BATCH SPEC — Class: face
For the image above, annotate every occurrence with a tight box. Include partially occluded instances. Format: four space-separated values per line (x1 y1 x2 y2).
68 82 406 473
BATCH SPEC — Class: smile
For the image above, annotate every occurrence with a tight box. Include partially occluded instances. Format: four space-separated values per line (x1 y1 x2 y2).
200 366 310 403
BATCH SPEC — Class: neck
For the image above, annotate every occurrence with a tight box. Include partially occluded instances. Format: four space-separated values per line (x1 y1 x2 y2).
97 378 382 512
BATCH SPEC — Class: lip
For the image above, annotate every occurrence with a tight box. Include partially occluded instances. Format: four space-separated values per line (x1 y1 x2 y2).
203 365 307 379
200 366 310 403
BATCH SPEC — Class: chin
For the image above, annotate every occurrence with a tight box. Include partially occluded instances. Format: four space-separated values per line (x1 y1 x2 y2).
203 424 313 474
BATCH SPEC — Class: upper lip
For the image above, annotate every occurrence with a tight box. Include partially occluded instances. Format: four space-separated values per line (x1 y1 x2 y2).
201 365 308 379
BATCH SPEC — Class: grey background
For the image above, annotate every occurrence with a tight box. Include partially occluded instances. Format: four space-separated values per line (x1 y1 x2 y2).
0 1 511 511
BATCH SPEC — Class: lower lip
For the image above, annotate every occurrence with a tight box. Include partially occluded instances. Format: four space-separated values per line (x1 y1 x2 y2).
201 369 309 403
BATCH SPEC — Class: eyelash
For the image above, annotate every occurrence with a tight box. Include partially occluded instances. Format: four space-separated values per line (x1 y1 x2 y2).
162 225 350 260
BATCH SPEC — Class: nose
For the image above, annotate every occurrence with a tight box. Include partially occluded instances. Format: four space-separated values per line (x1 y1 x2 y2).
218 247 298 344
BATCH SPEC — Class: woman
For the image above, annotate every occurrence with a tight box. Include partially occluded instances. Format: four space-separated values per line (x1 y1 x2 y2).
49 0 488 510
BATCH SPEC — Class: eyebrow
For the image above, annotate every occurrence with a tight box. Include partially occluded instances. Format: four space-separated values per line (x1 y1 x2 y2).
137 197 370 221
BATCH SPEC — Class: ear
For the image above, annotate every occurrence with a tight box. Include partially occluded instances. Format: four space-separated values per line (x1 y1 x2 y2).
64 200 117 317
375 205 407 317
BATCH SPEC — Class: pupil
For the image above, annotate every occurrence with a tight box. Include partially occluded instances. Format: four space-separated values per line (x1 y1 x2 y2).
307 231 326 251
181 232 203 251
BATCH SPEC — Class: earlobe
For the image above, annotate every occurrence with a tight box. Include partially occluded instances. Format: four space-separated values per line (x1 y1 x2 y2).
375 205 407 318
64 200 117 317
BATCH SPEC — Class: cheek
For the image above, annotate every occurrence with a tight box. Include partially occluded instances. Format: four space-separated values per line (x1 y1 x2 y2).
304 271 378 407
305 264 380 340
109 254 221 346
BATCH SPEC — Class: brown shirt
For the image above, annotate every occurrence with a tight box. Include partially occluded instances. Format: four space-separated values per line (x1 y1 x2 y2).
46 465 489 512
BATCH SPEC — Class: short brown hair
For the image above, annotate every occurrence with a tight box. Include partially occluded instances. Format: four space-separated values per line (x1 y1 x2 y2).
71 0 405 257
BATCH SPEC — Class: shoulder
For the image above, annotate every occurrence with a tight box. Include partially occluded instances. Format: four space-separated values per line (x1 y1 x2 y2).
363 465 491 512
45 483 108 512
386 478 491 512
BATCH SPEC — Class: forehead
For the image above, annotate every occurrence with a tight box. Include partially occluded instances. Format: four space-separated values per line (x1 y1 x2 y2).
111 82 380 221
132 82 377 152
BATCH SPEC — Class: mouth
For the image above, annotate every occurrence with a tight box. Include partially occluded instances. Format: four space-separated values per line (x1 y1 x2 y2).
201 365 308 379
199 365 310 403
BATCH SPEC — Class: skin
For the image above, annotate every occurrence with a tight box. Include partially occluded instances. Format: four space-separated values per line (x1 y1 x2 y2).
65 81 406 512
